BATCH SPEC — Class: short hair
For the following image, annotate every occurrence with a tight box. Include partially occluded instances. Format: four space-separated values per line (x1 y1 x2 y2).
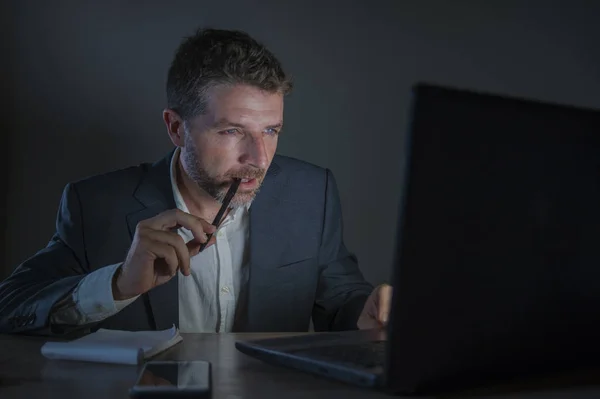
166 28 293 120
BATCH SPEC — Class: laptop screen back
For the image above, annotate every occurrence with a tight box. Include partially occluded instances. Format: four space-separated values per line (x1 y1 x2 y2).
386 84 600 394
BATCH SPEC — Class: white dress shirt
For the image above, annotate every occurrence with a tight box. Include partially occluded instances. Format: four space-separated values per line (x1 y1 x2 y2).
51 148 249 333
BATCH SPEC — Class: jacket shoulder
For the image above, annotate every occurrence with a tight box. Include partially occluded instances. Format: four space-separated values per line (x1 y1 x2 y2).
271 155 337 206
68 163 151 199
273 154 328 177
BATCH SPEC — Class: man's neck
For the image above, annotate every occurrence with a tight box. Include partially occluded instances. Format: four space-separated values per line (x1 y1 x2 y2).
175 159 225 223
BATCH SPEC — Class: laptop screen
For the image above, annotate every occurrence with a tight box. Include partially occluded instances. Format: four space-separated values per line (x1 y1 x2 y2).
387 83 600 393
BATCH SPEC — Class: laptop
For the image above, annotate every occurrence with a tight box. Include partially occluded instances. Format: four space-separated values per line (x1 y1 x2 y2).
235 83 600 395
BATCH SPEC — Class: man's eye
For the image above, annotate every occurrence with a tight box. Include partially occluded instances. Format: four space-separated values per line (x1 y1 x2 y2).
223 129 239 135
265 128 279 136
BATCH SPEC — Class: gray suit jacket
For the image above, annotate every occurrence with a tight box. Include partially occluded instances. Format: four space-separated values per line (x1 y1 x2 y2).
0 150 373 335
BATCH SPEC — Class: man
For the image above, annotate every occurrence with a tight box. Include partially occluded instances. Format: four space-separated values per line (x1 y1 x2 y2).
0 28 391 335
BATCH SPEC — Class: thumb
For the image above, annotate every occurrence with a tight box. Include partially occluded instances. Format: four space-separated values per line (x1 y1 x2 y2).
187 236 216 256
377 284 393 325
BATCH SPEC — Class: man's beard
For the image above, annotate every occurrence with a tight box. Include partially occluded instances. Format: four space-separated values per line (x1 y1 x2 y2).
181 139 265 208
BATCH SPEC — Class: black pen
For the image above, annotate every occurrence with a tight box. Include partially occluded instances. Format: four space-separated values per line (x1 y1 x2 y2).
198 178 241 252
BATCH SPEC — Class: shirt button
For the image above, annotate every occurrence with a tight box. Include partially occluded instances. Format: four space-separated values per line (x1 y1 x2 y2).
221 286 230 294
217 231 224 238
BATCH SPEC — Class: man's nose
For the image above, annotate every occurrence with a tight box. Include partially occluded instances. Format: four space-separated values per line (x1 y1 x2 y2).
240 135 269 170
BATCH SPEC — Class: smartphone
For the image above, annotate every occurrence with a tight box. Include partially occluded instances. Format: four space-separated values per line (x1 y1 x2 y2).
129 360 211 398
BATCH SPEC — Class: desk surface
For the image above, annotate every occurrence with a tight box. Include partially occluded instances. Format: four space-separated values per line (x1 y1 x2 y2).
2 332 600 399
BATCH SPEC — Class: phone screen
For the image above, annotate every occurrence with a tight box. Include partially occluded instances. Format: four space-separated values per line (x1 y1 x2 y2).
132 361 211 397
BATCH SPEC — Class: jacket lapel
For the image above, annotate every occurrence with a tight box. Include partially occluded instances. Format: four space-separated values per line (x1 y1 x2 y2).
241 158 320 331
248 162 286 267
126 149 179 330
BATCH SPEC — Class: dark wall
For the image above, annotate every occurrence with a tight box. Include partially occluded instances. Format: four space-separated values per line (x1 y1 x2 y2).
1 1 16 280
3 0 600 285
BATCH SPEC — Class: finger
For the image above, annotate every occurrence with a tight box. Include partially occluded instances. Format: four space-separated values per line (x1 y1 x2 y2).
377 285 393 325
187 235 217 257
357 314 380 330
179 219 213 245
151 242 179 277
187 240 201 257
207 235 216 247
147 209 216 242
145 230 191 276
196 218 217 235
357 297 379 330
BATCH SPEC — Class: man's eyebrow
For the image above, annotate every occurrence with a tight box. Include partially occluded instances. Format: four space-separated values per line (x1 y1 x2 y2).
266 122 283 129
212 118 284 130
212 118 246 128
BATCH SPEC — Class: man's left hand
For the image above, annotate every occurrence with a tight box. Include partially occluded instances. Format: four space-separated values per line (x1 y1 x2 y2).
357 284 393 329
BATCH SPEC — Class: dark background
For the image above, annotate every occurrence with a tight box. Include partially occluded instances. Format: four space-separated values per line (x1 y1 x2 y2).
2 0 599 285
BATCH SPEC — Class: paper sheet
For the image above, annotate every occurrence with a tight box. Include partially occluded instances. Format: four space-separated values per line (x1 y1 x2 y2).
41 325 182 365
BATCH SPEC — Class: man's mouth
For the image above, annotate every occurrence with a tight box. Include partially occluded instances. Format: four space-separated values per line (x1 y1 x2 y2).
235 177 259 188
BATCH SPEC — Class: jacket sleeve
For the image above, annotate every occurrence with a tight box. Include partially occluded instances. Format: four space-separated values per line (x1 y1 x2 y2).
50 262 139 326
312 169 374 331
0 183 92 335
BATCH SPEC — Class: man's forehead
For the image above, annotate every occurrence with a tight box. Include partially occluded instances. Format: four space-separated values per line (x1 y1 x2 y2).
205 84 284 111
203 86 283 126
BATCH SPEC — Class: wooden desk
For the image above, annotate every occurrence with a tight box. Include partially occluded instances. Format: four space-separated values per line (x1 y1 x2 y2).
2 332 600 399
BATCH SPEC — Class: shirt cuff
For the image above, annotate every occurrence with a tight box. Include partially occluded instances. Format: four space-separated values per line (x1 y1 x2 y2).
75 263 139 321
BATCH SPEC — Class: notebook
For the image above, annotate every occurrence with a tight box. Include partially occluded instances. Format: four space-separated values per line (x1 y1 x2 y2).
41 325 182 365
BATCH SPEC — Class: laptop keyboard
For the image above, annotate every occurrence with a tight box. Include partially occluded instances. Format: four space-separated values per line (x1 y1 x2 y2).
287 341 386 369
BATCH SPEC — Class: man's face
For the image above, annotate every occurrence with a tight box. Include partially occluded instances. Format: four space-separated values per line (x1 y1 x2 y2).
179 84 283 208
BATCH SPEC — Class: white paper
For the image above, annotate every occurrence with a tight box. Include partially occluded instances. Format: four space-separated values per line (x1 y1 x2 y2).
41 325 182 365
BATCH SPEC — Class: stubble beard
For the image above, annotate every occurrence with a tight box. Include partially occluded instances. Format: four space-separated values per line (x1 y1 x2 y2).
181 136 265 209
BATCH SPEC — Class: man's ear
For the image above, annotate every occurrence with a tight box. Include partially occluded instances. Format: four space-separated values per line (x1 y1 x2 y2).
163 109 185 146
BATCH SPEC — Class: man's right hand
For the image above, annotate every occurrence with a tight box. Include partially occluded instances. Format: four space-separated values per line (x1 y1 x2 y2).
112 209 216 300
